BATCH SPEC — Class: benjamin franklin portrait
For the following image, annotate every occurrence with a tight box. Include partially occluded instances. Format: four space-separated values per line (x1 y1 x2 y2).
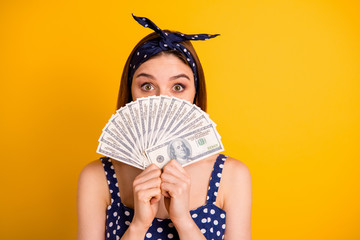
167 138 192 164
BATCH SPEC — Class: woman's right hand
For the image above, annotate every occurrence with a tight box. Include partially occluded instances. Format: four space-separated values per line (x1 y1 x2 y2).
130 164 162 232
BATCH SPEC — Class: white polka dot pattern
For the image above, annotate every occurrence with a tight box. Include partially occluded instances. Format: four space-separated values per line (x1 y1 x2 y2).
101 154 227 239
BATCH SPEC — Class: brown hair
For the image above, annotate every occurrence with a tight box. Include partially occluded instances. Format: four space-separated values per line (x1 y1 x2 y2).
116 31 207 112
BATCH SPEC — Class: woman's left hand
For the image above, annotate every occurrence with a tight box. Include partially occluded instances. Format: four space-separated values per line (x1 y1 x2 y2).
160 159 192 225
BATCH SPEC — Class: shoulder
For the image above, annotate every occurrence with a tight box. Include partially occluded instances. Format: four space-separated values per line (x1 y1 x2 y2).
223 156 251 182
220 156 252 204
78 159 106 185
77 159 110 205
219 156 252 239
77 159 110 239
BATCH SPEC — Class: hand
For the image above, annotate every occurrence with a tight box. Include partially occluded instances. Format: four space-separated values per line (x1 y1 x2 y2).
132 164 162 231
161 159 192 225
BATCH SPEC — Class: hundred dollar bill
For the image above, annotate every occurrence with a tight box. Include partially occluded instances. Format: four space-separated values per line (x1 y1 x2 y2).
150 95 172 146
97 142 145 169
126 101 144 150
156 97 182 142
147 96 160 148
157 99 189 141
170 114 216 140
138 97 148 149
144 123 224 169
116 107 138 147
159 104 208 142
99 129 140 164
113 109 150 166
106 114 142 160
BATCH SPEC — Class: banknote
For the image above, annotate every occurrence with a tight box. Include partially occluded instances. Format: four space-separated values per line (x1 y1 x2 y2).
146 96 160 148
149 95 172 146
156 97 183 142
106 114 143 162
97 142 145 169
97 95 224 169
145 123 224 168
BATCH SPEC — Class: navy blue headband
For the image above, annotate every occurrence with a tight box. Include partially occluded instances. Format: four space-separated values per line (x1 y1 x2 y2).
129 14 219 89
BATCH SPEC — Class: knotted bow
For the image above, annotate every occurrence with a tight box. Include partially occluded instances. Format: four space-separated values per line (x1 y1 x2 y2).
129 14 219 89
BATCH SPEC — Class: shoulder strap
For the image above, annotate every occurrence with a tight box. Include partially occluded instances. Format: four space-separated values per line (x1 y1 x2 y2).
206 154 227 205
101 157 120 204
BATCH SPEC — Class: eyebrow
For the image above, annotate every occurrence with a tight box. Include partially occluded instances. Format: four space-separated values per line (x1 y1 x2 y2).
135 73 191 81
170 74 191 81
135 73 155 79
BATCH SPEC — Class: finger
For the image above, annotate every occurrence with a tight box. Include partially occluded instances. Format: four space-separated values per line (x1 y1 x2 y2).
146 163 161 171
150 192 161 204
136 187 161 204
161 188 171 198
161 171 183 184
162 162 190 183
164 159 187 174
160 182 173 198
163 160 188 177
133 166 161 186
134 177 161 193
137 164 161 178
161 182 187 198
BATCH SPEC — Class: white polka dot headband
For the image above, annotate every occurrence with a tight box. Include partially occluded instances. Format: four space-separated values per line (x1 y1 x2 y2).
129 14 219 89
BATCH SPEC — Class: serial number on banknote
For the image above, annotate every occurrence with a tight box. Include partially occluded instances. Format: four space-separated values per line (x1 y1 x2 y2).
207 144 219 150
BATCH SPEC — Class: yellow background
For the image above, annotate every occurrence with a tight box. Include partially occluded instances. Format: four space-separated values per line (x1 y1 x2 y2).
1 0 359 239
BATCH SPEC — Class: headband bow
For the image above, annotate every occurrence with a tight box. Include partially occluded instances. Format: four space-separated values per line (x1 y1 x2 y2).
129 14 219 89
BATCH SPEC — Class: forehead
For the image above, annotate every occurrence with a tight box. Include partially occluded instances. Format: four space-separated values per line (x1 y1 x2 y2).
134 54 193 75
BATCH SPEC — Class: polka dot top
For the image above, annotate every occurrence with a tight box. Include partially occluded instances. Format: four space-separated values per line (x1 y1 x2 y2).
101 154 227 240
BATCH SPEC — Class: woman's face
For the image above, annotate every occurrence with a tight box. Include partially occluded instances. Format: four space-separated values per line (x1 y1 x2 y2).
131 54 196 102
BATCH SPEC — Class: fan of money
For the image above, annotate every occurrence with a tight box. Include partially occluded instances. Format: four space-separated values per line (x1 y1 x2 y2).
97 95 224 169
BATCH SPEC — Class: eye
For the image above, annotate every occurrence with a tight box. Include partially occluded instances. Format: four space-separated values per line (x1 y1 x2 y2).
141 83 154 91
173 84 185 92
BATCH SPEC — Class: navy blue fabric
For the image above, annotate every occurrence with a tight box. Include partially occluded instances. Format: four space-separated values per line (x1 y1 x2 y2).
129 14 219 89
101 154 227 240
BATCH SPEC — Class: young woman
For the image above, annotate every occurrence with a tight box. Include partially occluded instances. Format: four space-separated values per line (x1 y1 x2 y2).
77 15 252 240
